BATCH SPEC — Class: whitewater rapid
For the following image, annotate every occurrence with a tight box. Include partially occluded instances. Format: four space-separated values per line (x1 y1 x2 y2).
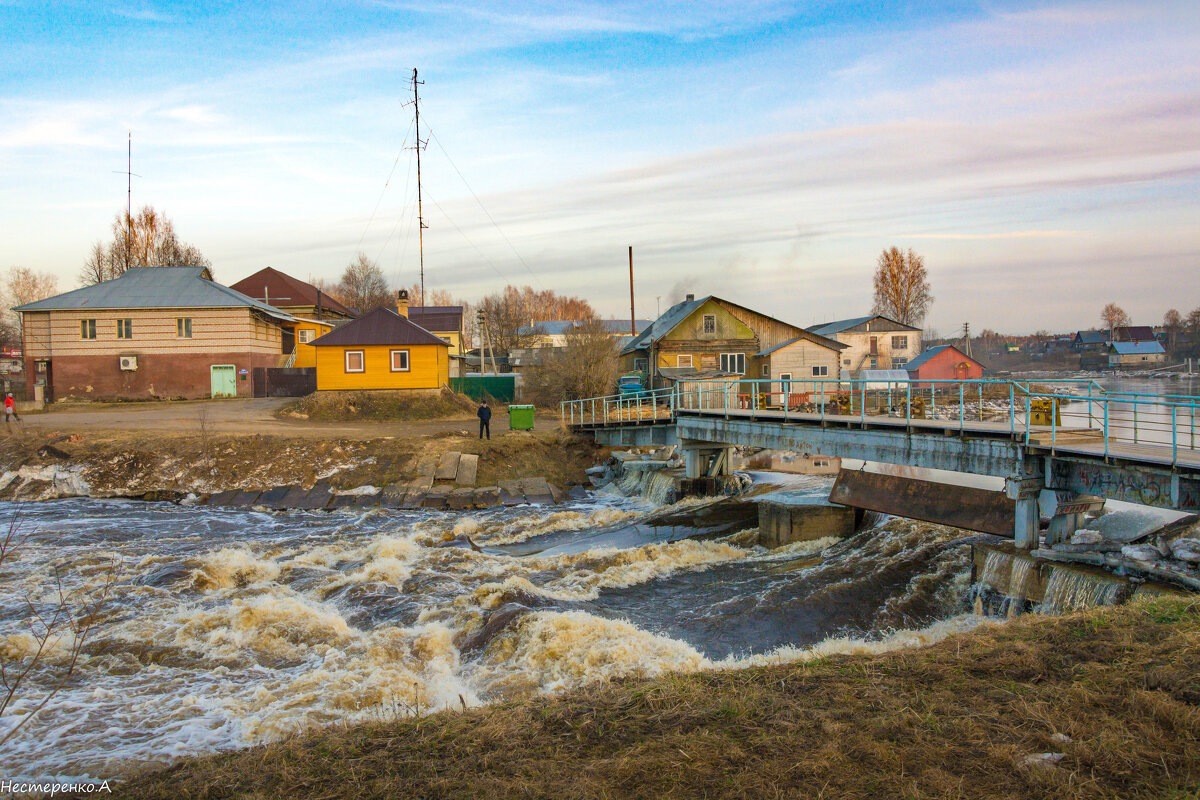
0 488 978 783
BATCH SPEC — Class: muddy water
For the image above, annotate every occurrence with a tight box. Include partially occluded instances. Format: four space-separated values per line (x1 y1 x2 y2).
0 486 979 782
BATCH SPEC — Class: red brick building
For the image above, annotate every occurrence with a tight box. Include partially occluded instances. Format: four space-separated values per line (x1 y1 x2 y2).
15 267 296 402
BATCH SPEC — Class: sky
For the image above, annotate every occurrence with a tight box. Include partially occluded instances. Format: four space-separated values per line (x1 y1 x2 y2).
1 1 1198 335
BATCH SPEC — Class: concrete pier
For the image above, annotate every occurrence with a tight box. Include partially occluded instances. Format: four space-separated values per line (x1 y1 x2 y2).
757 500 859 547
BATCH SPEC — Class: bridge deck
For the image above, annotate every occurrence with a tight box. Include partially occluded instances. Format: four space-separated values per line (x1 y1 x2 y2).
578 406 1200 471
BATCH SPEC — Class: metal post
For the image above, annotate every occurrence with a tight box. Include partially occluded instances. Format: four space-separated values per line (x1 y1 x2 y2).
1103 399 1110 459
906 381 911 428
959 383 964 432
820 382 826 423
1009 383 1015 436
1024 396 1031 446
1134 400 1139 445
1172 406 1178 466
978 382 983 422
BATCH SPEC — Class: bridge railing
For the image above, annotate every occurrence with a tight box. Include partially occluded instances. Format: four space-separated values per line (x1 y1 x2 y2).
562 377 1200 467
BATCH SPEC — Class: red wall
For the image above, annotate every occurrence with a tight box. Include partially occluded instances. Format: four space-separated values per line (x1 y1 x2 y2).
30 351 281 401
909 348 984 385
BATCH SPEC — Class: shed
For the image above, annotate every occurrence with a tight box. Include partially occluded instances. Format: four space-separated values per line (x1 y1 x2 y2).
905 345 986 386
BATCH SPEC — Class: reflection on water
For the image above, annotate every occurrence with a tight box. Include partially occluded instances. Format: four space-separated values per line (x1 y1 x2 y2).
0 491 977 782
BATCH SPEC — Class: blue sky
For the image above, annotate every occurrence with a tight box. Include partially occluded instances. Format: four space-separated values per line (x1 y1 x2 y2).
2 1 1198 333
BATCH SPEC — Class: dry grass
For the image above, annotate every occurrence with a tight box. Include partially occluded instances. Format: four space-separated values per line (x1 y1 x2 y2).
109 597 1200 799
278 389 478 422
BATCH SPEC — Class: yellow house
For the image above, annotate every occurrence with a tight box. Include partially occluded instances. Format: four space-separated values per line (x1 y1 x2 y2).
282 317 334 368
310 303 449 391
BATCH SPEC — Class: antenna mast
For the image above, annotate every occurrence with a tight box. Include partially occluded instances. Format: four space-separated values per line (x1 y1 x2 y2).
111 130 142 274
410 68 428 305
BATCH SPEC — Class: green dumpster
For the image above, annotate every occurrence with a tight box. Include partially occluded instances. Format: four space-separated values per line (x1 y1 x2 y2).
508 404 535 431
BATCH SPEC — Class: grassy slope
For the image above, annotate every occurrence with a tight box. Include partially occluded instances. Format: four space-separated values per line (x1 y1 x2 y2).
115 597 1200 800
277 389 479 422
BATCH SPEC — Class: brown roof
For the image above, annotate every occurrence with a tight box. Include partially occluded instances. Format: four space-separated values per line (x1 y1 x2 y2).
230 267 354 317
408 306 463 333
310 307 450 347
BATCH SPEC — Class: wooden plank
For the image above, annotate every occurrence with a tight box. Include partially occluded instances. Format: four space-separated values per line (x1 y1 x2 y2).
455 454 479 486
435 452 462 481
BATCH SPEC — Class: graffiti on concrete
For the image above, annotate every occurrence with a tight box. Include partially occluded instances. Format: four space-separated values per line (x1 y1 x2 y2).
1053 459 1200 510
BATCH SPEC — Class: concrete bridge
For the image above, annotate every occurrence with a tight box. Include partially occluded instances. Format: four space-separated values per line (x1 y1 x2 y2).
562 378 1200 549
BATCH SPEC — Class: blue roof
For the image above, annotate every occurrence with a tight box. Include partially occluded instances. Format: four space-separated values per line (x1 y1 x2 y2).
807 315 875 337
13 267 294 320
1111 341 1164 355
518 319 652 337
757 333 846 356
1075 330 1107 344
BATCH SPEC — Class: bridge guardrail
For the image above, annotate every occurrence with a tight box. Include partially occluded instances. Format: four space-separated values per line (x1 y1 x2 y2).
561 378 1199 467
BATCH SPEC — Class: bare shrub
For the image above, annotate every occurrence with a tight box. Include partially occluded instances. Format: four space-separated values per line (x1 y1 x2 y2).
523 320 619 406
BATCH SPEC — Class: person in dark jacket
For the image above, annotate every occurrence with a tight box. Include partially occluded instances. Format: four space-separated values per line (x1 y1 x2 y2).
477 401 492 440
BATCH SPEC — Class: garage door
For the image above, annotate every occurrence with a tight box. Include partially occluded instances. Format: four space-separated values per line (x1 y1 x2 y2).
210 364 237 398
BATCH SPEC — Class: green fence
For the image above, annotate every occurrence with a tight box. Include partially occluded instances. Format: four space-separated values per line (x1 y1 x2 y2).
451 375 517 403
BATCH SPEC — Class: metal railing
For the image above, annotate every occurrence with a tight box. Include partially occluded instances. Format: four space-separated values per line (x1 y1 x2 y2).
560 378 1200 467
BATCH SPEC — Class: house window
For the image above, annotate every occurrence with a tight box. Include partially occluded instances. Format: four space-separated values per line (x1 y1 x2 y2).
633 358 648 372
892 357 908 369
720 353 745 374
80 319 96 339
844 358 852 366
812 365 829 377
702 314 716 334
869 357 878 369
345 350 365 373
677 354 693 367
892 335 908 350
761 364 770 378
390 349 410 372
298 329 315 344
177 318 192 338
116 319 133 339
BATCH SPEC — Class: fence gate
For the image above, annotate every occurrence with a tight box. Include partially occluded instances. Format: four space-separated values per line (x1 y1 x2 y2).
252 367 268 398
263 368 316 397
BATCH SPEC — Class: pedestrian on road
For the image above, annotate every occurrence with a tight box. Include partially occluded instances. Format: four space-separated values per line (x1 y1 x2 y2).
477 401 491 440
4 393 19 426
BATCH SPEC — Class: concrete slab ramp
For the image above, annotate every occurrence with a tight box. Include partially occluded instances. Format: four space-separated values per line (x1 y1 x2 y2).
829 468 1015 537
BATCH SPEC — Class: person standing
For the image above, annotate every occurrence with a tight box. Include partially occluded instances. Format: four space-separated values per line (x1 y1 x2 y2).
477 401 492 440
4 393 18 427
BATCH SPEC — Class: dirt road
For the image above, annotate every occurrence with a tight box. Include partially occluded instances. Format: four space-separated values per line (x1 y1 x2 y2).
10 398 549 440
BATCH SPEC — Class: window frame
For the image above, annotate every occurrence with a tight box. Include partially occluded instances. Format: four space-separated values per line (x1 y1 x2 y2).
761 364 770 378
177 317 192 339
116 318 133 339
298 329 315 344
676 354 693 368
892 335 908 350
811 365 829 377
80 319 96 340
389 349 410 372
720 352 746 375
891 357 908 369
633 357 648 372
702 314 716 334
344 350 365 373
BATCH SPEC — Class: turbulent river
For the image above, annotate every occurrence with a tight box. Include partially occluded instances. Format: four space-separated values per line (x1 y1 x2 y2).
0 476 981 783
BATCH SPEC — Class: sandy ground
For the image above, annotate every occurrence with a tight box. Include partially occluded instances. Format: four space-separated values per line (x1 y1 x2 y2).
6 397 551 440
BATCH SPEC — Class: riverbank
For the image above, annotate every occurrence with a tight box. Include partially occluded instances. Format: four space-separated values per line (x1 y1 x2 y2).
112 595 1200 800
0 427 603 500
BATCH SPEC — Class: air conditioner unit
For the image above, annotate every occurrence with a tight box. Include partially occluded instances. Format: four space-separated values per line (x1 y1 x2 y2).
119 356 138 371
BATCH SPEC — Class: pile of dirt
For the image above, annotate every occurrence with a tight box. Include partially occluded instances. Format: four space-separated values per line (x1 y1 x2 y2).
278 388 478 422
111 597 1200 799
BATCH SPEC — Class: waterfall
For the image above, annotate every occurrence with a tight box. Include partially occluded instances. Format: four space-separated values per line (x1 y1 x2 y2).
1037 566 1128 614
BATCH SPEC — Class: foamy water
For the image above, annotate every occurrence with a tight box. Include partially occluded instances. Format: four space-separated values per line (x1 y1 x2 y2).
0 493 976 783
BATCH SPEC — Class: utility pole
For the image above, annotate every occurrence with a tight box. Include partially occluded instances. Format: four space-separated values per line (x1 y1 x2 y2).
628 246 636 336
409 68 429 305
963 322 972 357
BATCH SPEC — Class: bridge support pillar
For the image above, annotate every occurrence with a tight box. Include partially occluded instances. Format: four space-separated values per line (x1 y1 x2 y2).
1039 489 1105 547
681 439 735 479
1006 469 1046 551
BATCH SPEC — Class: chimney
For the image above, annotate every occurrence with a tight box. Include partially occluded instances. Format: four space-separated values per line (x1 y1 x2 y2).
685 293 695 302
397 289 409 318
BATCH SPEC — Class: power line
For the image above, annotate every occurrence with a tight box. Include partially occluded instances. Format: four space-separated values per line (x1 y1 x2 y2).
425 125 544 290
356 117 415 250
424 189 513 285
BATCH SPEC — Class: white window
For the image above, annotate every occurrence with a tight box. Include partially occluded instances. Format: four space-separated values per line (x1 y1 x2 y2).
633 358 648 372
892 335 908 350
761 364 770 378
780 372 792 387
345 350 365 372
298 329 315 344
177 318 192 338
811 365 829 377
702 314 716 334
891 357 908 369
677 354 693 367
390 349 410 372
720 353 745 374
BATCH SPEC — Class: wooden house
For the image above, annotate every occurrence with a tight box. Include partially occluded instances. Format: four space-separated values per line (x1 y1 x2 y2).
283 317 335 368
807 315 922 377
310 293 449 391
905 345 985 386
231 267 355 320
1108 341 1165 367
14 267 295 401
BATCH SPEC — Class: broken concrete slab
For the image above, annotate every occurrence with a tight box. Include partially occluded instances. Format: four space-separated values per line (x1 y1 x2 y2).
423 484 452 509
327 494 358 510
447 487 475 510
455 453 479 486
207 489 240 507
295 482 333 510
498 480 525 506
474 487 500 507
413 457 438 478
435 452 461 481
256 486 294 508
228 490 263 507
520 477 554 506
567 485 590 501
380 482 409 507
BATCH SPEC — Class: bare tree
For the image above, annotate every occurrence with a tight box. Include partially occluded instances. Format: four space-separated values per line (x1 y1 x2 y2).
523 319 620 405
1163 309 1183 353
338 252 392 314
0 511 113 747
477 285 597 355
1101 303 1132 337
78 206 210 285
2 267 58 340
872 247 932 326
